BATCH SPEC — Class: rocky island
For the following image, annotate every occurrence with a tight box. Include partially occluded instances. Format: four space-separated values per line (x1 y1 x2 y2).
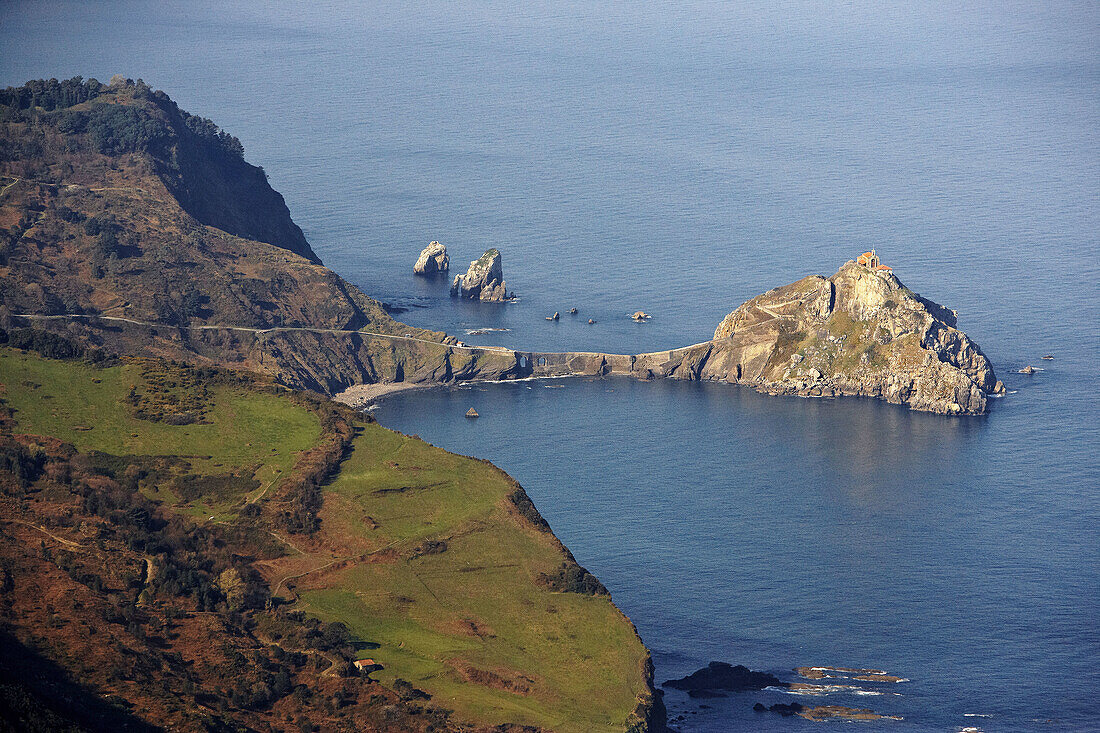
450 248 513 301
413 240 448 275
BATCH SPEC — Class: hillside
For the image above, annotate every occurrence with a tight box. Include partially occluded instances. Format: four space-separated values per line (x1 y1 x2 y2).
0 77 518 395
0 333 661 731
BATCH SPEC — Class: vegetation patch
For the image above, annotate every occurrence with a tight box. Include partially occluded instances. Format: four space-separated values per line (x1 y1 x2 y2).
126 359 213 424
173 470 260 504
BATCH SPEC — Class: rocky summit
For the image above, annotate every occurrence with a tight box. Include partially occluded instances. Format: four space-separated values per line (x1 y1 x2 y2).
701 259 1001 413
450 248 511 301
413 240 449 274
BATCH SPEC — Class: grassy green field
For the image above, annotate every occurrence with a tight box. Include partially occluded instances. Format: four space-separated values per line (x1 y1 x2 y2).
299 425 650 733
0 349 320 518
0 346 652 731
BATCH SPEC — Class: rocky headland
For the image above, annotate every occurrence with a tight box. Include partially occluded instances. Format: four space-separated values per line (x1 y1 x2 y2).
510 259 1002 415
450 248 512 301
413 240 448 275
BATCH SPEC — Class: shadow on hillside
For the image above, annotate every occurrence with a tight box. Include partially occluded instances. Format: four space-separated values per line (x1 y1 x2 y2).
0 631 158 732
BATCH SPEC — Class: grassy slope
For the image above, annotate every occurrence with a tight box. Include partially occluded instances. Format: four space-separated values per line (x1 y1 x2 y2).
0 347 650 732
0 351 319 519
299 427 649 733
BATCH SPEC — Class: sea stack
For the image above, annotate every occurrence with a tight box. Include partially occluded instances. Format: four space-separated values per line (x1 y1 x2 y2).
451 248 512 301
414 241 449 275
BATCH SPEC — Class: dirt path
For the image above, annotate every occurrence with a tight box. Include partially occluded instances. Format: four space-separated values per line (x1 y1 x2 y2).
0 177 21 198
2 518 87 550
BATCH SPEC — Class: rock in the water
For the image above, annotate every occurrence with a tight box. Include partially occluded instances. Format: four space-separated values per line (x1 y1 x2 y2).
569 307 578 314
993 380 1006 394
413 241 449 275
551 312 560 321
754 702 895 722
663 662 782 693
1019 365 1036 374
754 702 803 717
451 248 513 301
703 257 1000 415
1041 354 1054 360
588 319 596 324
465 408 479 418
632 311 650 321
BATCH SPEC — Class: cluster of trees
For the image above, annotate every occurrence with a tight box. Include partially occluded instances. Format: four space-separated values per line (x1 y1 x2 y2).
57 104 171 157
183 113 244 159
0 76 107 112
0 437 46 490
1 76 246 162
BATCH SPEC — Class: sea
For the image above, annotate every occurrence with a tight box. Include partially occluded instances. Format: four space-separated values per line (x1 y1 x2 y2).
2 2 1098 730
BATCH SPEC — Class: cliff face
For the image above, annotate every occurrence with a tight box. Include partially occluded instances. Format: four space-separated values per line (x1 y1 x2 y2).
157 111 319 264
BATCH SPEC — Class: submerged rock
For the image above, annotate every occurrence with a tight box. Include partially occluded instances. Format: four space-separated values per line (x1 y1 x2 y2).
451 248 513 301
1019 365 1036 374
663 662 781 693
413 240 449 275
754 702 899 722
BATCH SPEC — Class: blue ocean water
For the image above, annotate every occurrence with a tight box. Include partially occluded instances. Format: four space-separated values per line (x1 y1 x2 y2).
3 2 1098 730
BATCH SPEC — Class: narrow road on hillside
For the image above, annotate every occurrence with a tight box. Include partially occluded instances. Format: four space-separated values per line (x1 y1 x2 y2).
14 312 481 350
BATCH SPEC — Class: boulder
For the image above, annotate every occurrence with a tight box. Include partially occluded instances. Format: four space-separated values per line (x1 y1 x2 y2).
465 408 479 418
451 249 513 301
632 311 650 321
1019 365 1036 375
413 241 449 275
